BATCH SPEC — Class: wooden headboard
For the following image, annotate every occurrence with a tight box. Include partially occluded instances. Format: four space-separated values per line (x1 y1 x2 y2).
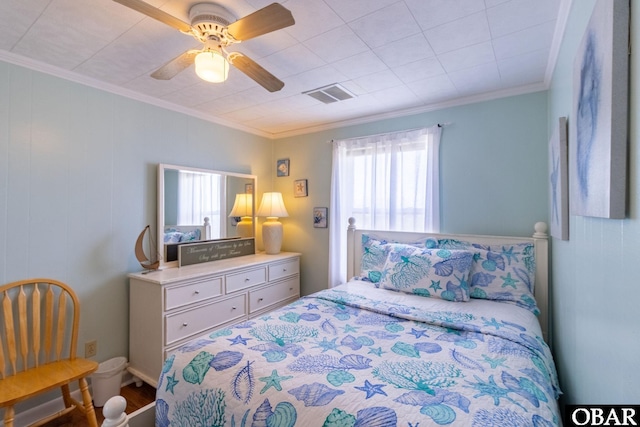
346 219 550 343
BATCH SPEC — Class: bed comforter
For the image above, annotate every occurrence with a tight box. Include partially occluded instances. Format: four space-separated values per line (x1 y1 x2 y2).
155 280 561 426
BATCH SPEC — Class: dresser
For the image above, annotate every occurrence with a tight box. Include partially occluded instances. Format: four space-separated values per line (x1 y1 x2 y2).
127 252 300 387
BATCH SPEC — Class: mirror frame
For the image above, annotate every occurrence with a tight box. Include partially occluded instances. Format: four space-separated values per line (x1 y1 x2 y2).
157 163 257 269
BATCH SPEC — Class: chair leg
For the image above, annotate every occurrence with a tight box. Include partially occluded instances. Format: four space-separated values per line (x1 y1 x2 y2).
3 405 15 427
79 377 98 427
61 383 73 408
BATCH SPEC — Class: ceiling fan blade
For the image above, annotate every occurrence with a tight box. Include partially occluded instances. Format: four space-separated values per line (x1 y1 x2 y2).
228 52 284 92
113 0 192 33
226 3 294 41
151 50 198 80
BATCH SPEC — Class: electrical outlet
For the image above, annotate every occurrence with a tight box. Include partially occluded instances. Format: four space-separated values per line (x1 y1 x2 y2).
85 340 97 358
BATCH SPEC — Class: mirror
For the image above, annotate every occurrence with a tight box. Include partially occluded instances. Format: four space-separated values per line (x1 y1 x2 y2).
158 163 257 268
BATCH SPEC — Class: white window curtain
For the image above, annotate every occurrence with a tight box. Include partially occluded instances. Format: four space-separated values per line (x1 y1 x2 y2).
177 171 222 237
328 125 442 287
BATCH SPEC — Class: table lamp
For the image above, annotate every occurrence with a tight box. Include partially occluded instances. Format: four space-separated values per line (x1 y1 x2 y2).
229 193 253 238
256 192 288 254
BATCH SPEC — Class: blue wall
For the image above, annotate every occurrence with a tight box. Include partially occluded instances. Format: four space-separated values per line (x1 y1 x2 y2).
547 0 640 404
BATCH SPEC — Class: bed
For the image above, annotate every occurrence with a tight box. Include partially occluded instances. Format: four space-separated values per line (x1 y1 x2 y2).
163 218 211 262
116 220 561 426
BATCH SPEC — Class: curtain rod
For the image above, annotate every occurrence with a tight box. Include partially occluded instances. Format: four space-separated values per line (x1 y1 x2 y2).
328 122 452 143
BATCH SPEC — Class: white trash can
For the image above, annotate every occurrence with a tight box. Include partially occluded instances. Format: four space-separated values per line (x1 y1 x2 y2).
91 357 128 407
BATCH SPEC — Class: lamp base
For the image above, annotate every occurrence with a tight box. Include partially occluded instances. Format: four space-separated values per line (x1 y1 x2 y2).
236 217 253 238
262 218 283 254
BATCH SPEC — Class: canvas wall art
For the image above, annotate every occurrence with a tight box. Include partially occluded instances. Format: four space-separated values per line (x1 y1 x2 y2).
569 0 629 219
549 117 569 240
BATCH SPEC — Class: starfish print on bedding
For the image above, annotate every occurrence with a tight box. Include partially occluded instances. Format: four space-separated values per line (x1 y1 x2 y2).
228 335 251 345
500 246 520 264
259 369 293 393
355 380 388 399
500 273 519 289
165 372 179 394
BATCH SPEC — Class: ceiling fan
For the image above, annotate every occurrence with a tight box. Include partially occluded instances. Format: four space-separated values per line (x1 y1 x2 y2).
112 0 295 92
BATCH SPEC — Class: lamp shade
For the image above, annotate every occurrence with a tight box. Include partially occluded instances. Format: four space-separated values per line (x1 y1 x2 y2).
229 193 253 238
229 193 253 217
256 192 289 218
195 50 229 83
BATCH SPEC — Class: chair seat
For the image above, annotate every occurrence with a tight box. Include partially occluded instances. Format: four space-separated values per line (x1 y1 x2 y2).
0 358 98 407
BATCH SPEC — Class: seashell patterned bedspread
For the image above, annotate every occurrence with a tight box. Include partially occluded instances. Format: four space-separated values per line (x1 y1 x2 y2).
155 280 561 426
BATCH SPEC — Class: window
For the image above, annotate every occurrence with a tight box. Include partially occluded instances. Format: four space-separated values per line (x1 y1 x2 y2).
177 171 223 237
328 125 442 286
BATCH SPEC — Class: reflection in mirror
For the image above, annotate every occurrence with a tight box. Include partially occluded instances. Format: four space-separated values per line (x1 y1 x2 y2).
158 164 257 268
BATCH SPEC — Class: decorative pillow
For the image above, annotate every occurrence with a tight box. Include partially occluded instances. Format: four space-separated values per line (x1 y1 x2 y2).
467 243 539 314
164 231 183 243
180 229 201 242
378 243 473 302
359 234 439 283
360 235 389 283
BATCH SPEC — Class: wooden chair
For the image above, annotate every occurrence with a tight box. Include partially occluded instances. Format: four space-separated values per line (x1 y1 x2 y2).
0 278 99 427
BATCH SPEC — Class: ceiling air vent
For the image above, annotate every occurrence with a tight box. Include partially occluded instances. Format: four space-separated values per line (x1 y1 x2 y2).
303 84 356 104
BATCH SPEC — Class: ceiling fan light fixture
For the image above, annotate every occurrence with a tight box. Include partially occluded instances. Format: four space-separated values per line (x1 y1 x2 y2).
195 50 229 83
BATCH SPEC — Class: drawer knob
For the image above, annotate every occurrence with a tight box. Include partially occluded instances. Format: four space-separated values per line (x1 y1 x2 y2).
232 306 237 310
244 278 250 282
283 268 287 272
289 287 293 291
194 290 200 295
182 322 188 327
258 298 264 302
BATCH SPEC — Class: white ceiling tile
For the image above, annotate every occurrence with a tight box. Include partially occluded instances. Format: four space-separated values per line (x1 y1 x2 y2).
393 58 446 84
425 11 491 55
493 20 556 61
448 62 501 93
371 85 423 109
323 0 400 23
487 0 560 38
373 33 435 67
352 69 403 93
284 1 344 42
0 0 48 51
405 0 486 30
286 65 349 94
332 51 388 79
437 41 495 73
349 2 422 48
303 25 369 63
498 48 548 87
405 74 459 102
258 44 326 79
485 0 510 7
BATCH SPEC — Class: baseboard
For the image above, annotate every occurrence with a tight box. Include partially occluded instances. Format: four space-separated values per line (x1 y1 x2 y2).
0 376 135 427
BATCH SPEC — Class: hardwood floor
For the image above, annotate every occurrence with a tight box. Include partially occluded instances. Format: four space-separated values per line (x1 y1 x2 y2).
41 382 156 427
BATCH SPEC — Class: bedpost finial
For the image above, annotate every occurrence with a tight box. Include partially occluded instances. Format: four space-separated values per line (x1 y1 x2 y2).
348 217 356 230
101 395 128 427
533 222 548 238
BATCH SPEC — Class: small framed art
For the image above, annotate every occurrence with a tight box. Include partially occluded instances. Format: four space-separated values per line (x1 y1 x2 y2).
294 179 308 197
313 207 328 228
277 158 290 177
245 183 253 194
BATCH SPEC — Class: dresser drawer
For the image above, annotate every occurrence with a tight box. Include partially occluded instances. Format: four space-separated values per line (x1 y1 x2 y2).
268 258 299 282
165 294 246 345
164 277 223 311
226 267 266 293
249 276 299 314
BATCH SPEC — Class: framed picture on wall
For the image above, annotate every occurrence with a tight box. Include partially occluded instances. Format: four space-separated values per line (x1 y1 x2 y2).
245 183 253 194
277 158 290 177
294 179 308 197
549 117 569 240
313 207 328 228
569 0 629 219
